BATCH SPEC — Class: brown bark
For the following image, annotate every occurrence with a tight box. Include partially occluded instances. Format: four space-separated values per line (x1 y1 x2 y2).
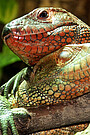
13 92 90 135
17 0 90 25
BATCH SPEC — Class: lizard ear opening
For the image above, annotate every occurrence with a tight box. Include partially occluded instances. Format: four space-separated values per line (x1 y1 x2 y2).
56 46 74 67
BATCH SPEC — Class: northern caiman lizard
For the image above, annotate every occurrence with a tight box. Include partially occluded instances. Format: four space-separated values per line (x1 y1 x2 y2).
0 7 90 135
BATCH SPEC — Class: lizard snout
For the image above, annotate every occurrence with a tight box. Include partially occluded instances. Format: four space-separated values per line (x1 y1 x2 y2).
2 25 11 41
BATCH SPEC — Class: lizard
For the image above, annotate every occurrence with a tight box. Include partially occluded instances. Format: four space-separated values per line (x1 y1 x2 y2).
0 7 90 135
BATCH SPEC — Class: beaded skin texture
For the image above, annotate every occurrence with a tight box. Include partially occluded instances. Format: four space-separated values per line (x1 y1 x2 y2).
2 7 90 135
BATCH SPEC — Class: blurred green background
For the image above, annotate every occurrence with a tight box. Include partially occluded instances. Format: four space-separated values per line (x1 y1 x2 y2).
0 0 90 86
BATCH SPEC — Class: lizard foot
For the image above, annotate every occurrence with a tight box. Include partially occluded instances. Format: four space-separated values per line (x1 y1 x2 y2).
0 95 30 135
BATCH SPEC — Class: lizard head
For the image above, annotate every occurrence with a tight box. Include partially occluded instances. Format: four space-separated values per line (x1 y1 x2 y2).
2 7 89 65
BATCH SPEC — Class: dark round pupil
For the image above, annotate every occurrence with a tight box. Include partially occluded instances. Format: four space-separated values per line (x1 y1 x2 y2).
40 11 48 18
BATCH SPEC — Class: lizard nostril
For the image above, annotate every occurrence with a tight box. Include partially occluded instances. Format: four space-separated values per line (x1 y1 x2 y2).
2 26 11 39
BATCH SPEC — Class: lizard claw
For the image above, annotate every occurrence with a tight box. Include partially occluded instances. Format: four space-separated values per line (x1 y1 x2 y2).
0 67 31 98
0 95 19 135
13 67 32 97
12 67 28 97
0 95 30 135
0 67 32 134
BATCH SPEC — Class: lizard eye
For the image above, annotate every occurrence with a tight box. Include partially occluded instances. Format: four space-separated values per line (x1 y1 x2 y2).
38 10 48 19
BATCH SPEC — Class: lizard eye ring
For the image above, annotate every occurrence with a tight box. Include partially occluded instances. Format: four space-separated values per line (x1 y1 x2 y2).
37 10 49 19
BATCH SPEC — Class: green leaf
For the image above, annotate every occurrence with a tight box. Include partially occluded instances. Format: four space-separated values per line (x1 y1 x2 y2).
0 0 18 23
0 45 21 68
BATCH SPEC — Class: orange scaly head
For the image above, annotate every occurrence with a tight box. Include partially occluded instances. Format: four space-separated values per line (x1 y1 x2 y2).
2 7 89 65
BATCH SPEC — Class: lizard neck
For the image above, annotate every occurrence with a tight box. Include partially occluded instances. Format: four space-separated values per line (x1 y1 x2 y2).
77 26 90 44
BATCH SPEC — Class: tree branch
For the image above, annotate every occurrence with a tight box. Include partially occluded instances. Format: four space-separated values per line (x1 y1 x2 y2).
13 92 90 135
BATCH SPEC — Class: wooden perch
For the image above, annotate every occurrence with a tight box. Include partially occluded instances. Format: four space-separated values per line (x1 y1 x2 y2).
12 92 90 135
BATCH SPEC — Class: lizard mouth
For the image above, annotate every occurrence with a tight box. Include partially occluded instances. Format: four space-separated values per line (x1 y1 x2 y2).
2 22 77 40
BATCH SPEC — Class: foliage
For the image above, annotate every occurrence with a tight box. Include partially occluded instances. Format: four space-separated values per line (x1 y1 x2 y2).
0 0 20 82
0 0 18 23
0 0 20 68
0 45 20 68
